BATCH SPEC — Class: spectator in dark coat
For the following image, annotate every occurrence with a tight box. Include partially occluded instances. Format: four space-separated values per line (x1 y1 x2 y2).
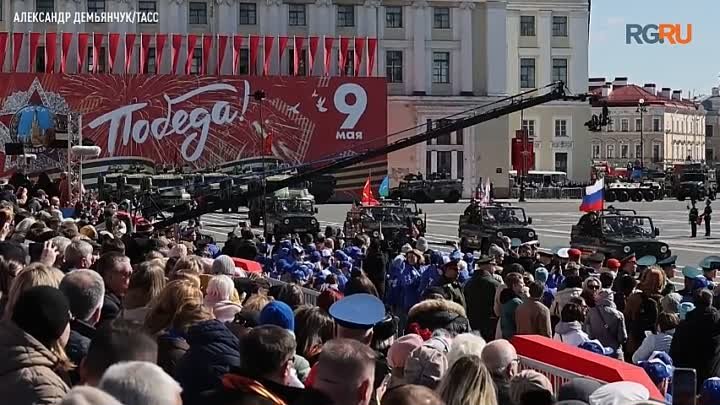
96 252 133 326
175 319 241 405
463 256 501 341
363 239 387 299
670 289 720 390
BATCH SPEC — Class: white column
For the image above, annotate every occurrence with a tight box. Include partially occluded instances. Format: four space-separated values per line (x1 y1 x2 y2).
217 0 236 75
485 0 507 96
570 10 589 95
538 10 552 86
451 151 458 178
430 151 437 173
363 0 379 76
412 0 428 95
459 1 474 95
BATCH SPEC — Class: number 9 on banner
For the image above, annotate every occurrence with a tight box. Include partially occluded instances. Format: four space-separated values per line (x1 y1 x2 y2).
334 83 368 130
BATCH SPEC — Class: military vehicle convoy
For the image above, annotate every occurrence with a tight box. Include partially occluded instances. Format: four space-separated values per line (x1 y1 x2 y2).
670 163 717 201
458 202 537 253
604 179 665 203
343 199 426 247
389 173 463 203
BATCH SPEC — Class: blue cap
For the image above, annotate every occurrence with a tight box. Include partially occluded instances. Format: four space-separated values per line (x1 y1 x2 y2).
329 293 385 330
310 251 322 263
639 359 673 384
637 255 657 267
657 255 677 266
535 267 549 283
702 377 720 404
259 301 295 332
511 238 522 248
649 351 673 366
334 250 350 262
682 266 703 279
679 302 696 320
449 250 463 262
692 276 710 291
281 240 292 250
701 256 720 271
463 252 475 264
579 339 614 356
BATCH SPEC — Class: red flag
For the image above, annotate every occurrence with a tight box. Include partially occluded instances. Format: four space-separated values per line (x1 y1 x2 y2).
12 33 23 72
353 37 365 77
124 33 136 74
170 34 183 74
249 35 260 75
339 36 349 75
185 34 198 74
61 32 72 73
308 36 319 76
0 33 8 73
107 33 121 72
293 36 304 76
263 36 274 76
366 38 377 76
29 32 41 72
92 33 104 73
263 132 273 155
201 34 212 75
155 34 167 74
323 36 333 76
361 177 379 206
217 35 228 75
45 32 57 73
278 36 289 73
232 35 243 74
77 33 89 73
140 33 152 74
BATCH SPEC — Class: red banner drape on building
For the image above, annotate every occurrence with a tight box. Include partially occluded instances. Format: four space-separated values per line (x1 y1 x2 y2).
323 36 333 76
338 37 349 76
263 36 274 76
45 32 57 73
92 33 104 73
249 35 260 75
29 32 41 73
353 37 365 77
170 34 182 74
140 34 151 74
124 33 136 74
185 34 198 74
278 36 289 71
61 32 73 73
12 33 23 72
366 37 377 76
107 33 121 72
217 35 228 75
0 33 8 73
232 35 244 75
293 36 304 76
155 34 167 74
308 36 319 76
77 33 89 73
201 34 212 75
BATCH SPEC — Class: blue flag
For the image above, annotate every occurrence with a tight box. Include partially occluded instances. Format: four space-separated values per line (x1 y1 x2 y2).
379 175 390 197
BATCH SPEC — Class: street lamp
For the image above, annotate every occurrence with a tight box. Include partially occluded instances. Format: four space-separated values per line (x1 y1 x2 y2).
637 99 648 169
253 90 268 236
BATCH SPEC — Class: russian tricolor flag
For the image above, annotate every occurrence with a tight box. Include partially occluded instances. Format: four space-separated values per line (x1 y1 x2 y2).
580 178 604 212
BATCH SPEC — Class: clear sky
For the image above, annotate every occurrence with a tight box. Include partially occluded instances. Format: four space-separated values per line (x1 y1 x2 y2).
590 0 716 99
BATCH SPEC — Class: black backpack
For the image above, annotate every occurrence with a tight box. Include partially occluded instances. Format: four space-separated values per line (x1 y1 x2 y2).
635 294 661 337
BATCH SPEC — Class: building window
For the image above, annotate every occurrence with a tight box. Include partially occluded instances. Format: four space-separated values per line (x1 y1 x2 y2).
385 6 402 28
432 52 450 84
456 128 464 145
607 119 614 132
35 46 45 72
239 3 257 25
239 49 249 74
520 16 535 36
190 48 201 74
426 119 433 145
288 49 307 75
36 0 54 12
457 151 464 179
436 120 451 145
522 119 535 137
288 4 305 26
635 144 642 159
554 119 568 137
554 152 568 173
520 58 535 89
654 118 661 132
143 48 156 74
426 151 432 175
438 151 452 176
621 118 629 132
551 58 567 84
635 117 642 132
337 5 355 27
87 47 106 73
607 144 615 159
189 2 208 24
87 0 105 13
620 144 628 159
386 51 403 83
707 124 714 137
433 7 450 29
138 1 157 23
592 144 601 159
552 16 568 36
653 144 662 162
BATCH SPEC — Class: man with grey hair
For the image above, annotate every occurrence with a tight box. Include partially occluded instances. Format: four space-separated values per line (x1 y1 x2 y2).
99 361 182 405
60 269 106 383
63 239 94 272
481 339 519 405
50 236 72 268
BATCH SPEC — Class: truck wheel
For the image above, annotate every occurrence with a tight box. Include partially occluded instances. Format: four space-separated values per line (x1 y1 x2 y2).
643 190 655 202
631 191 643 202
677 194 685 201
444 190 461 204
617 191 630 202
605 190 616 202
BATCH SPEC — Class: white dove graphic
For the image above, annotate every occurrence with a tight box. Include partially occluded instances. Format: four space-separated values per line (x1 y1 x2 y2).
288 103 300 114
312 90 318 98
316 97 328 112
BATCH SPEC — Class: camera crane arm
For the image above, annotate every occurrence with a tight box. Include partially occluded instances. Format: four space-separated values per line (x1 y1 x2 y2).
153 82 588 229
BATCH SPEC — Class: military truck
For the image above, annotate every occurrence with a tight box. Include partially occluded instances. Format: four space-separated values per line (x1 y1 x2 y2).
389 172 463 203
569 206 671 261
97 172 149 202
343 199 426 246
671 163 717 201
458 202 536 253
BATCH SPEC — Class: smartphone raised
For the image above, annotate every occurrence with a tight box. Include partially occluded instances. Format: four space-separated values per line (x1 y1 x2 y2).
672 367 697 405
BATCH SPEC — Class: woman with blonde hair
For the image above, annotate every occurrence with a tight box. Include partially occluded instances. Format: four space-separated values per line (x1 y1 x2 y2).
3 263 64 320
123 260 167 322
436 354 497 405
157 299 214 376
204 275 243 322
625 267 667 358
242 292 274 313
172 255 204 278
143 280 204 335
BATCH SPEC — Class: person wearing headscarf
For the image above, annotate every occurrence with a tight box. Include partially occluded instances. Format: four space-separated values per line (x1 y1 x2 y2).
588 381 649 405
624 267 666 358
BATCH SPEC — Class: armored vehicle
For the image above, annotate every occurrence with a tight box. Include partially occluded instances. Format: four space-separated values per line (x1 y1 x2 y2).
389 172 463 203
458 202 536 253
343 199 426 246
604 180 665 203
569 206 671 261
671 163 717 201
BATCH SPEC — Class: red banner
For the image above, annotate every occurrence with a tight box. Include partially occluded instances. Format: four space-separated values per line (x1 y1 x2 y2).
140 34 152 74
29 33 41 73
170 34 182 74
308 37 319 76
366 38 377 76
108 33 121 72
0 74 388 197
77 33 89 73
249 35 260 75
92 33 104 73
323 37 333 76
339 37 349 76
185 34 198 75
232 36 244 75
125 33 136 74
217 35 228 75
61 33 73 73
353 37 365 77
0 33 7 73
293 36 304 76
45 33 57 73
12 33 23 72
155 34 167 75
263 36 274 76
278 36 289 70
202 35 212 75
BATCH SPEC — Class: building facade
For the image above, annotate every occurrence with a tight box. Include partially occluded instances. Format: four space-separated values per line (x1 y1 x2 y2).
701 87 720 163
589 78 706 170
1 0 591 197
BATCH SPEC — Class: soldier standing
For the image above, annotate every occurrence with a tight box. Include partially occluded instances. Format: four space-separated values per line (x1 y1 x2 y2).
704 199 713 237
689 201 699 238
